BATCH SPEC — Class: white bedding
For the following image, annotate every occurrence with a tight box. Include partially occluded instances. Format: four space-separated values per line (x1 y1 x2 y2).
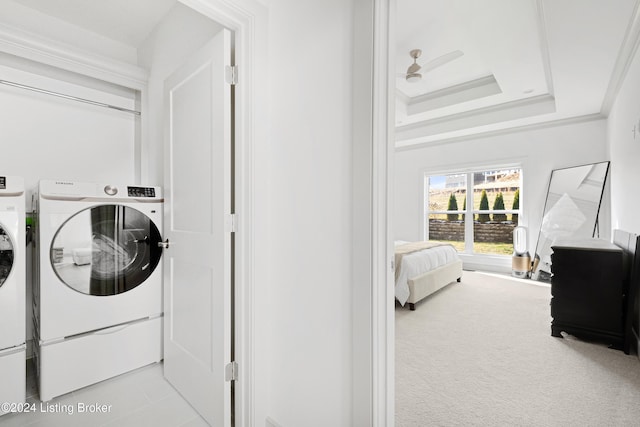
394 241 460 305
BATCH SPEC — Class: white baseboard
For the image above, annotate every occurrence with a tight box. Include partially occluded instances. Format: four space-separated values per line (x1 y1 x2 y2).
459 253 512 274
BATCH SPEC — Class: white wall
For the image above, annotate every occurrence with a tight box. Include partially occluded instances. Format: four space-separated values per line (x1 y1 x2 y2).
394 119 609 266
260 0 355 425
137 3 223 186
0 63 138 205
608 44 640 233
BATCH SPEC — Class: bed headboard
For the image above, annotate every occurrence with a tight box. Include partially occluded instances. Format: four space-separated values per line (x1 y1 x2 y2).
613 229 640 355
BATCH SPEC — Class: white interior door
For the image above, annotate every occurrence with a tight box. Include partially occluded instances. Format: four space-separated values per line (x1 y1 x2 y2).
163 29 232 426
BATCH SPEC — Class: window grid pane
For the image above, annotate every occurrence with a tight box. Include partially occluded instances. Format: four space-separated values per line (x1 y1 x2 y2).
426 168 521 256
427 174 466 252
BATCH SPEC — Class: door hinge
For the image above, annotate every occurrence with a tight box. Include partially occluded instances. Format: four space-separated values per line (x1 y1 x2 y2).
225 65 238 85
225 361 238 381
225 213 237 233
391 259 395 272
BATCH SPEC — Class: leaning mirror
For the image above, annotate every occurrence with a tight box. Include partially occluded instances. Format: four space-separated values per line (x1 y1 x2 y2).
532 161 610 281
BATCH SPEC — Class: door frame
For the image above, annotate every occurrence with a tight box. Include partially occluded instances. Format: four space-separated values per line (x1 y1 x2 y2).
350 0 396 424
177 1 266 425
366 0 395 425
181 1 396 425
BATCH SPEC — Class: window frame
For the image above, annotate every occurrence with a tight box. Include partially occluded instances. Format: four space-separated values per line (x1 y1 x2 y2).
424 165 523 257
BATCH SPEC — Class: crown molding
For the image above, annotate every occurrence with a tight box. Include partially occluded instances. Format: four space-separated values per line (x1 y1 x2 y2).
395 112 605 152
534 0 555 96
600 0 640 115
403 75 501 117
407 75 499 105
396 94 556 141
0 23 148 90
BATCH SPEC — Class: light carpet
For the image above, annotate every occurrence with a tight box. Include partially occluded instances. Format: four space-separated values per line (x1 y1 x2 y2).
395 271 640 427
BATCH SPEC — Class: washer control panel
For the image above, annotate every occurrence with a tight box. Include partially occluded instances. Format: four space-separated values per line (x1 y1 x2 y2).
128 186 156 198
0 177 5 190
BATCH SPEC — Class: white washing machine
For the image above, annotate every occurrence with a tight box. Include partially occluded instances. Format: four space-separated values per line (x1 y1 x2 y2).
34 180 164 401
0 176 25 416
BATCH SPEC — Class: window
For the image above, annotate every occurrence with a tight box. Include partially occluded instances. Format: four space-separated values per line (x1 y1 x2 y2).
425 168 521 256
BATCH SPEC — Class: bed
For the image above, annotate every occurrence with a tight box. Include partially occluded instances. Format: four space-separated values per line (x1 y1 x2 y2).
395 241 463 310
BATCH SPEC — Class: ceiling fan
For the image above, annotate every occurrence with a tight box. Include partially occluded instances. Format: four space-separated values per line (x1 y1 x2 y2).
400 49 464 83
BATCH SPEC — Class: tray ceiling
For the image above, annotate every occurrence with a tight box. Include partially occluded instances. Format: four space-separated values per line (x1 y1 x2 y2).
395 0 640 148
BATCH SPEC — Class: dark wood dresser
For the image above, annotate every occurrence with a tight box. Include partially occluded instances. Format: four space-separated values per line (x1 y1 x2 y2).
550 239 625 349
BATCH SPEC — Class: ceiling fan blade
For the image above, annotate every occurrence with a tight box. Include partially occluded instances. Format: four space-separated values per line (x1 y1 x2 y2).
420 50 464 73
407 63 421 74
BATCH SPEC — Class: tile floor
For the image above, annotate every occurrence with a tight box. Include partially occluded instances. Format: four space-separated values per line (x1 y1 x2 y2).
0 360 208 426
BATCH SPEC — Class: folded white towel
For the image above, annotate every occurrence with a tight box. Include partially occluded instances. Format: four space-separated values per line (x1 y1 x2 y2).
72 248 92 266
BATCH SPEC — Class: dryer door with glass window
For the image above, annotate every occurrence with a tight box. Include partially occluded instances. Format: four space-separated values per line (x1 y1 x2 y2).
0 223 14 287
51 205 162 296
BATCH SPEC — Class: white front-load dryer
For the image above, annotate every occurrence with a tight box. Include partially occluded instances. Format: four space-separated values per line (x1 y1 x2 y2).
0 176 25 416
35 180 164 401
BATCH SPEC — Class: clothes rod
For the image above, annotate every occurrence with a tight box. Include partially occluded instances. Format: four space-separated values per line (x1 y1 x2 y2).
0 79 141 116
